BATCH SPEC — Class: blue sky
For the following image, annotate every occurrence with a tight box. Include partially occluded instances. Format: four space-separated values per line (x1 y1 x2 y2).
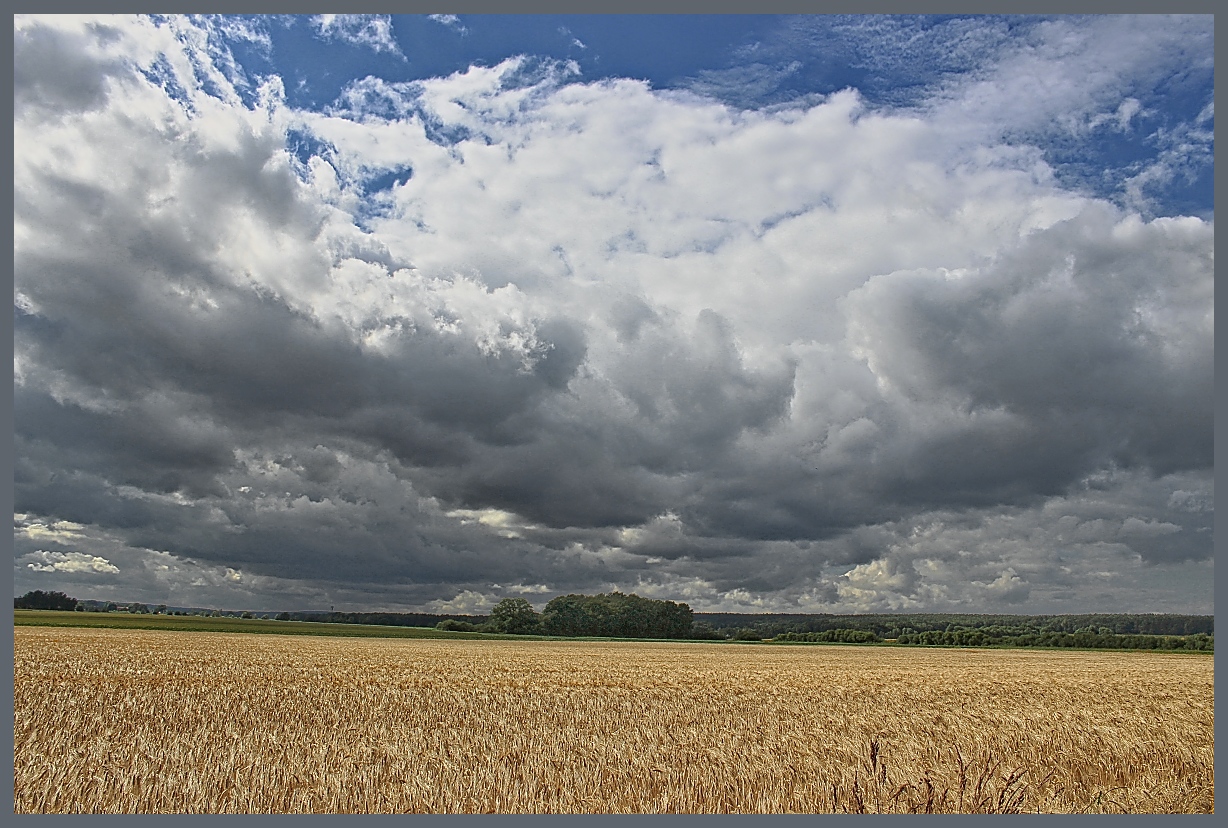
13 14 1214 614
215 14 1213 219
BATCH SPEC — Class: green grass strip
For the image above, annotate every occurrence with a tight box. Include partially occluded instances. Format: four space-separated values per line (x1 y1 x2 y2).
13 610 524 640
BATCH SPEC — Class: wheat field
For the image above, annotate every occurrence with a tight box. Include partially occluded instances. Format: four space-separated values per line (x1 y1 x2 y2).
13 626 1213 814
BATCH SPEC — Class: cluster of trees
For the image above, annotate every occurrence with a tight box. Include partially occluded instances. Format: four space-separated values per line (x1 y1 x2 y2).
436 592 695 639
896 629 1213 651
79 601 175 614
694 612 1214 641
14 590 77 611
765 620 1212 651
432 600 537 634
540 593 694 638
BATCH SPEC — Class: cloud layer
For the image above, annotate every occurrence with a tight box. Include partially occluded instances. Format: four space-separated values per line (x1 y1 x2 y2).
13 15 1213 613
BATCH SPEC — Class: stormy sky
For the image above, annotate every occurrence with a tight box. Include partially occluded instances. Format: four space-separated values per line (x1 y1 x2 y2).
12 14 1214 614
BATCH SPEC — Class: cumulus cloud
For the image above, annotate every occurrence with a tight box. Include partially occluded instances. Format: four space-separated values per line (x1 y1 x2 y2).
426 589 496 614
12 14 1213 613
24 550 121 574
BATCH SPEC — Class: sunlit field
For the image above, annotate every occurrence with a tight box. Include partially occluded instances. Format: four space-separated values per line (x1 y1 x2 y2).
14 626 1213 814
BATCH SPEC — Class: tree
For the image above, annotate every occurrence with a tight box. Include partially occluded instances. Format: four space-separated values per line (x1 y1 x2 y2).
488 598 540 635
540 594 591 636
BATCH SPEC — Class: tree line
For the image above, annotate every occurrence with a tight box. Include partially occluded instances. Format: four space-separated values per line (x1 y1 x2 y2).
15 590 1212 651
694 612 1214 639
14 590 77 611
894 628 1213 651
775 629 884 644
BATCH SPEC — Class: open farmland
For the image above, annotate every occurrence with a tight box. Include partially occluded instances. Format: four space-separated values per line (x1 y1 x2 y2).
14 626 1213 814
11 609 514 640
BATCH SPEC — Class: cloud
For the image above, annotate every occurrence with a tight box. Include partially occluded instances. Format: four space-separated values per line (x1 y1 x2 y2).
917 15 1213 215
1120 100 1215 215
15 514 89 543
688 15 1212 216
428 15 468 36
557 26 585 50
920 16 1212 141
311 15 403 57
12 15 1213 613
425 589 495 614
13 20 128 118
1168 489 1211 514
24 550 121 574
1086 97 1142 133
842 208 1212 484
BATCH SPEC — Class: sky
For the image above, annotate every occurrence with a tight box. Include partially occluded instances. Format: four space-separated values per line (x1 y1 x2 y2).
12 14 1214 615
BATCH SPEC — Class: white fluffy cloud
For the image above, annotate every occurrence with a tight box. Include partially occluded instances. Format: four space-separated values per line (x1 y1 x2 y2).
24 551 120 574
12 14 1213 613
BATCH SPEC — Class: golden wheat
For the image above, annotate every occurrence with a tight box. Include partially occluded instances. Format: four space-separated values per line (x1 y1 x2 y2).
13 626 1213 814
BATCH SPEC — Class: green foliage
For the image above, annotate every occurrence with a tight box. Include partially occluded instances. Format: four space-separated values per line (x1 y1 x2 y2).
540 592 694 639
26 594 1207 653
14 590 77 611
488 598 541 635
895 628 1212 652
13 610 527 640
687 622 724 640
436 618 479 632
14 606 1215 653
294 610 487 628
776 629 882 644
694 612 1213 641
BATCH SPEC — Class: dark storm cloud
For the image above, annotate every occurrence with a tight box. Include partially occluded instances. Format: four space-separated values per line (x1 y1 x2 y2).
14 385 235 499
844 207 1212 479
12 15 1213 613
668 209 1212 554
14 107 595 494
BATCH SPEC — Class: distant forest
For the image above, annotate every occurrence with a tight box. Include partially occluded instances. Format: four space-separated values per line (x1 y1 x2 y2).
17 591 1213 651
693 611 1215 638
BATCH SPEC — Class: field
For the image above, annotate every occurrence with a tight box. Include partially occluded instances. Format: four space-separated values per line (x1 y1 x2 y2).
11 609 511 640
14 625 1214 814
